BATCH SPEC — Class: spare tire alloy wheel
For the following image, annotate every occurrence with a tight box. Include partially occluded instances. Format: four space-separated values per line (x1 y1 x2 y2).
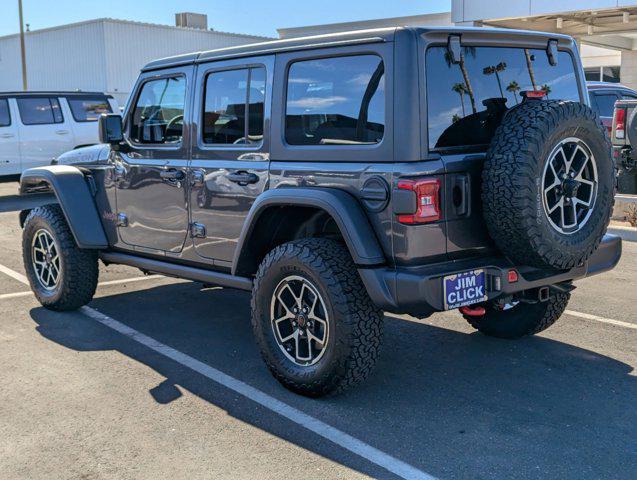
270 275 329 366
542 138 598 235
31 229 61 291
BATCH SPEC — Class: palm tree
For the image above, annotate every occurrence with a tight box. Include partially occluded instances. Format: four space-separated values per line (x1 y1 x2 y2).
483 62 507 98
524 49 538 91
452 83 467 116
506 81 520 105
541 84 552 98
452 114 461 123
444 47 477 114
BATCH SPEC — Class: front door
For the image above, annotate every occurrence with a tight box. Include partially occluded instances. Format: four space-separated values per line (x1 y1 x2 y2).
0 98 20 175
114 66 193 254
189 57 273 267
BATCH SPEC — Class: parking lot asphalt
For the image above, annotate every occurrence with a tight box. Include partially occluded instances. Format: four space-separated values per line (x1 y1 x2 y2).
0 192 636 479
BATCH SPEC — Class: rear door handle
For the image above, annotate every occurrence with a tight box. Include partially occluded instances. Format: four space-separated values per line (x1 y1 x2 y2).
226 171 259 185
0 133 15 139
160 169 185 181
55 129 70 135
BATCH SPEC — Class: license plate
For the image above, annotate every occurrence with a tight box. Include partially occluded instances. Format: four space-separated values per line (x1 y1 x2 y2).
443 269 487 310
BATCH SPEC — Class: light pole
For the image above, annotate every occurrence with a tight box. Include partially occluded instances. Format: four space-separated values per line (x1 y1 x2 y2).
18 0 27 90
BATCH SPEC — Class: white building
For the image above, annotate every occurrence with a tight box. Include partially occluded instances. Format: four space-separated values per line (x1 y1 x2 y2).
279 4 637 89
0 15 271 105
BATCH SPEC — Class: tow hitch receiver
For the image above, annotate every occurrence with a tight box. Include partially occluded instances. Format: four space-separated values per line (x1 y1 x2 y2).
459 305 486 317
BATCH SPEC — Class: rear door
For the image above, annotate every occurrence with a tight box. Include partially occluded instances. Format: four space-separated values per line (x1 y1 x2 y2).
424 43 582 259
16 95 75 169
0 98 20 175
189 56 273 267
114 66 192 254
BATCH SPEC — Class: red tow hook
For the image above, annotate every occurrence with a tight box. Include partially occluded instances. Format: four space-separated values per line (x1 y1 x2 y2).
459 305 486 317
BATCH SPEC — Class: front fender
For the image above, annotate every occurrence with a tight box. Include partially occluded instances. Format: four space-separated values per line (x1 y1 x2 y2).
20 166 108 249
232 187 386 275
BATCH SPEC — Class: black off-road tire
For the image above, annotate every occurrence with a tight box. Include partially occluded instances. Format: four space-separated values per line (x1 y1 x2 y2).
22 205 98 311
464 292 570 339
251 238 383 397
483 100 614 269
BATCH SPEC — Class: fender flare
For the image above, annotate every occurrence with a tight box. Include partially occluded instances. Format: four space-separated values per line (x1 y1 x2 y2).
20 166 108 249
232 187 386 275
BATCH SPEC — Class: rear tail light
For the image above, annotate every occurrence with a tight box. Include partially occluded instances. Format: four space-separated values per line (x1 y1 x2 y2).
396 178 441 224
614 107 626 139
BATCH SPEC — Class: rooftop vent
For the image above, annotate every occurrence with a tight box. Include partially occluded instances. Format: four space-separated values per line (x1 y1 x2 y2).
175 12 208 30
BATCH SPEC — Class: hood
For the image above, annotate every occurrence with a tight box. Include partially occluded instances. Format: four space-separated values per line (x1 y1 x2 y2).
56 144 111 166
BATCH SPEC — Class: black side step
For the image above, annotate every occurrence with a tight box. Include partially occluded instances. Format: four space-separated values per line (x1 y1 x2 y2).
99 251 253 291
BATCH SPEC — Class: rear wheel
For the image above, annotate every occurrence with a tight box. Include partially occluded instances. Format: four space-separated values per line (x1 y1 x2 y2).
463 292 570 339
251 238 383 397
22 205 98 311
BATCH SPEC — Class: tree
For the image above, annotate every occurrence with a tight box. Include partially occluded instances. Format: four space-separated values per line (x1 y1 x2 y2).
483 62 507 98
541 84 552 98
452 82 467 116
525 49 538 91
444 47 477 114
506 81 520 105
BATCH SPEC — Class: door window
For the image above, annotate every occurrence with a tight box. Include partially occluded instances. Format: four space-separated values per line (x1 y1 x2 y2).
202 66 265 145
67 96 112 122
285 55 385 146
129 76 186 144
0 99 10 127
17 97 64 125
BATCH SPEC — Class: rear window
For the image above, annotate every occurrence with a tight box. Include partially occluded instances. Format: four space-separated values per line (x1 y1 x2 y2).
591 93 619 118
0 99 10 127
426 47 581 150
67 96 112 122
17 97 64 125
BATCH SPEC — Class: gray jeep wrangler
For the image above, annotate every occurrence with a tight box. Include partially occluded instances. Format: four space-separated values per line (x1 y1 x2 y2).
18 27 621 397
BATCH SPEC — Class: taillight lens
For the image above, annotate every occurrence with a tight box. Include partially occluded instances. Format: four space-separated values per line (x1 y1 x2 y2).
397 178 441 224
614 107 626 139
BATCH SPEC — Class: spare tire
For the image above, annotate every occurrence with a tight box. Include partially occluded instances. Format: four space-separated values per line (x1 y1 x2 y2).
482 100 614 270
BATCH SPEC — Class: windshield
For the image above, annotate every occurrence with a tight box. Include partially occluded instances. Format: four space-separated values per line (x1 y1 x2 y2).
426 46 581 150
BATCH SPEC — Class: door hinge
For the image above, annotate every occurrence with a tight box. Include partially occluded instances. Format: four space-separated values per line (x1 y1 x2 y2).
117 213 128 227
190 222 206 238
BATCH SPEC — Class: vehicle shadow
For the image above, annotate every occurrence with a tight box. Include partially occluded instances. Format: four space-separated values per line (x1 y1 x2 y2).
29 282 637 480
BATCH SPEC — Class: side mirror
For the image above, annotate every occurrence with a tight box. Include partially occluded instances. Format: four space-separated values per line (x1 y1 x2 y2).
98 113 124 145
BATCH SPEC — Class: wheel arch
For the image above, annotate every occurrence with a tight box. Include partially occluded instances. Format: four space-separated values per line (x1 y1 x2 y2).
232 188 386 277
20 166 108 249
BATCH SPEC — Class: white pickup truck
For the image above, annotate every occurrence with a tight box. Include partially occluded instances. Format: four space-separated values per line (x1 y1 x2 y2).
0 92 119 177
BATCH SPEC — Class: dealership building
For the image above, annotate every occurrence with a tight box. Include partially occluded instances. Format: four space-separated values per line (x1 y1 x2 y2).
2 4 637 104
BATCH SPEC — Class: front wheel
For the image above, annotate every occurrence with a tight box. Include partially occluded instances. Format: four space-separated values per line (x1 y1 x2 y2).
22 205 99 311
251 239 383 397
463 292 570 339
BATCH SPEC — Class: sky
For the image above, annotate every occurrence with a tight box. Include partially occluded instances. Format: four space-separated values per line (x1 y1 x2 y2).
0 0 451 38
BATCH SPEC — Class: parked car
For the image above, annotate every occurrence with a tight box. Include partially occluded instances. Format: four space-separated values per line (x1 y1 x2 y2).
0 91 118 176
610 97 637 193
18 28 620 397
587 81 637 134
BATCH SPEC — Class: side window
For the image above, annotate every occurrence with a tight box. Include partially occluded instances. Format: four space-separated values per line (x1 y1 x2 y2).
17 97 64 125
0 99 10 127
67 96 113 122
129 76 186 145
285 55 385 146
202 66 265 145
593 94 619 117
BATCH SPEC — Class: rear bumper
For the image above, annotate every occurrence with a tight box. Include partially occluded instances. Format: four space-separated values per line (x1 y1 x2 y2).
359 234 622 317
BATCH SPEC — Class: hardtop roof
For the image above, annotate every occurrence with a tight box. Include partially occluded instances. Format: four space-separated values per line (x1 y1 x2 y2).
141 25 575 72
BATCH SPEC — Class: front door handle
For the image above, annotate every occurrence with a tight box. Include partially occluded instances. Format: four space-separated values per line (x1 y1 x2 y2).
226 171 259 185
160 169 185 181
55 129 70 135
0 133 15 139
